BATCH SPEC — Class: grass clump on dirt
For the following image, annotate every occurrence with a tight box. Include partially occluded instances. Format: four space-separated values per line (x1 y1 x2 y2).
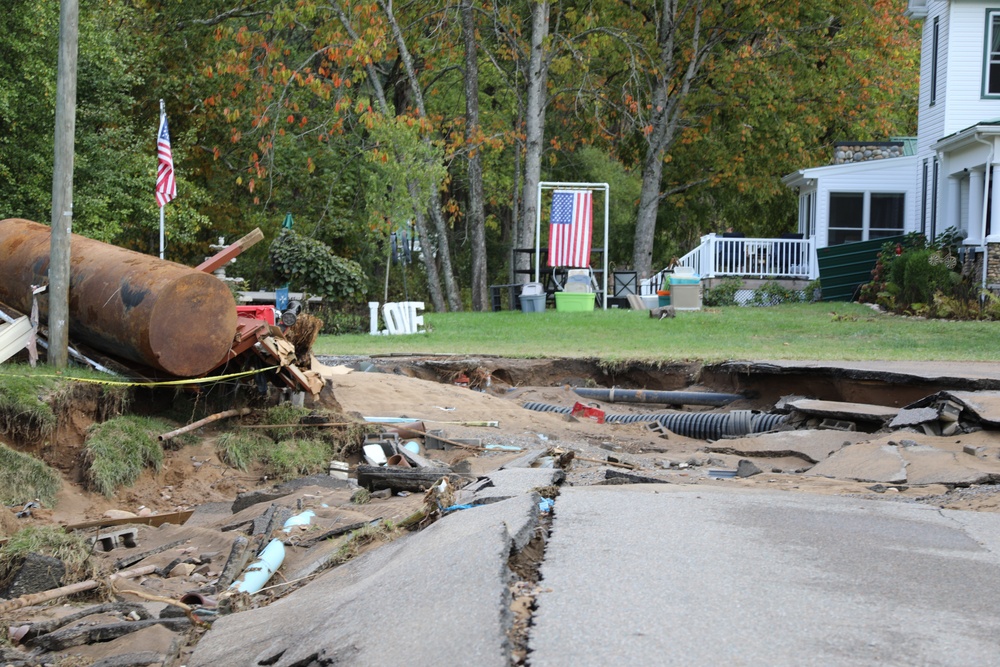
0 370 58 443
0 443 61 507
0 525 95 585
216 431 332 481
216 431 272 471
268 438 330 479
261 404 312 441
85 416 167 497
0 364 131 444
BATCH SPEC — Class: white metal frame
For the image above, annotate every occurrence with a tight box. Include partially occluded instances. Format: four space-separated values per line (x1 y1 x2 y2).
534 181 610 310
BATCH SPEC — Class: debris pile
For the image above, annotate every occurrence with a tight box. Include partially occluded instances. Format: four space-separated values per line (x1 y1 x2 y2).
3 362 1000 664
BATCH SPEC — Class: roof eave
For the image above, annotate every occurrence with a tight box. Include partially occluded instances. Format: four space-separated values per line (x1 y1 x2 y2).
932 123 1000 153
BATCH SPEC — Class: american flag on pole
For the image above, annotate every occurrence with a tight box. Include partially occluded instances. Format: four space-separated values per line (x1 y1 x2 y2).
155 108 176 208
547 190 593 268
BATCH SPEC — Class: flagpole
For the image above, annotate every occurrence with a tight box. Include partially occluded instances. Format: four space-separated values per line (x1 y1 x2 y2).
159 99 165 260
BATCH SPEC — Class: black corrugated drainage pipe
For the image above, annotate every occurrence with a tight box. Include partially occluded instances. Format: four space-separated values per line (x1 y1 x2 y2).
521 402 786 439
654 411 786 440
572 387 743 407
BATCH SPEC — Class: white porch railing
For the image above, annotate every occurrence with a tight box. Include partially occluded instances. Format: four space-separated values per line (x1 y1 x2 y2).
645 234 818 294
681 234 817 279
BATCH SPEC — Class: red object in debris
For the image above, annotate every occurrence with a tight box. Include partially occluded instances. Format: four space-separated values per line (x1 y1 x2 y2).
571 402 605 424
236 305 276 326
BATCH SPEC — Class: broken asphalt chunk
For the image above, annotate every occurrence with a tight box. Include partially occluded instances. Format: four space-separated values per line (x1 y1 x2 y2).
0 553 65 599
603 469 670 485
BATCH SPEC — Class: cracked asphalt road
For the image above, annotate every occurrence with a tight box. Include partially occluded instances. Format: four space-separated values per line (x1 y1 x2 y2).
528 485 1000 666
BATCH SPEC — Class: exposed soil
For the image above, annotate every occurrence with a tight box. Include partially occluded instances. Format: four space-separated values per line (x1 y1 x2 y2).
5 356 1000 666
6 355 1000 534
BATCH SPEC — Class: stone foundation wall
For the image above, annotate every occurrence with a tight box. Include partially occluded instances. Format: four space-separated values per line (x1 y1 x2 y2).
833 142 904 164
988 243 1000 292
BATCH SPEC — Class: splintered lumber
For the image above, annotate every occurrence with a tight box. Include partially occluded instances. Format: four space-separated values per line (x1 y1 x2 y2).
65 509 194 532
0 565 156 615
397 447 442 469
356 465 473 493
158 408 251 441
195 228 264 274
574 455 637 470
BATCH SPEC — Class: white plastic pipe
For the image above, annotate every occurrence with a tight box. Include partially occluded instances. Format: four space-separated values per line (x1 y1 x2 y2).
230 538 285 594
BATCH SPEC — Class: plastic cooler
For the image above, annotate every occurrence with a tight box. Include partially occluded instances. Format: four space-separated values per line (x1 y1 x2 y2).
555 292 596 312
669 273 702 310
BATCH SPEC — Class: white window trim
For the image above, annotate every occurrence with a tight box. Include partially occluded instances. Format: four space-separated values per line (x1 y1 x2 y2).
983 9 1000 98
827 191 906 245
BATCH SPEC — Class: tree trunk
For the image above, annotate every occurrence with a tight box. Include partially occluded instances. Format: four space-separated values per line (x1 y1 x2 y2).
462 0 488 310
631 0 710 278
331 1 446 308
633 147 665 279
516 0 549 282
408 182 447 312
379 0 463 310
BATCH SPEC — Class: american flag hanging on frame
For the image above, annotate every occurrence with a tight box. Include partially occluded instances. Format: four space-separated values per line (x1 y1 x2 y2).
155 108 176 208
547 189 593 268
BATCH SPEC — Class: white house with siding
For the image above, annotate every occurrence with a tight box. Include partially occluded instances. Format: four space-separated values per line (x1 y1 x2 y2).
782 0 1000 285
673 0 1000 290
785 0 1000 248
781 148 918 249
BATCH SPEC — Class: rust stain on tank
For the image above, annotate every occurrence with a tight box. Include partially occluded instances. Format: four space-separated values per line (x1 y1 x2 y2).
0 218 237 376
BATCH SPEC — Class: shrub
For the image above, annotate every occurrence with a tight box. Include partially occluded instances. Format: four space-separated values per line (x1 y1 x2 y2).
703 277 742 307
269 229 367 302
748 280 803 307
860 227 969 317
312 301 370 335
889 249 955 307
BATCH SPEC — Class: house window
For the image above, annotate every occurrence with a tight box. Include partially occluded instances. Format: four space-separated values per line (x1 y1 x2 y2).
869 193 906 238
828 192 906 245
985 10 1000 96
931 17 939 105
828 193 864 245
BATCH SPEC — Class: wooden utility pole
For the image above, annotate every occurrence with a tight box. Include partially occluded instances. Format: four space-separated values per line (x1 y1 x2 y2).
49 0 80 370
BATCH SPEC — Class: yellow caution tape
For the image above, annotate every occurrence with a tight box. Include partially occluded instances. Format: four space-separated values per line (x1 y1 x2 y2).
10 365 281 388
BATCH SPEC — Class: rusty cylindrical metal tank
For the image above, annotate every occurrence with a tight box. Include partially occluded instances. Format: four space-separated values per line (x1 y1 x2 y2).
0 218 237 376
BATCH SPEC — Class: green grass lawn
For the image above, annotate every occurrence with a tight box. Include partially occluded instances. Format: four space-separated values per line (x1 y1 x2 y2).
314 302 1000 362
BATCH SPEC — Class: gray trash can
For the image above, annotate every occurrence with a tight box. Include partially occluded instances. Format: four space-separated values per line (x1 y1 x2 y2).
520 282 546 313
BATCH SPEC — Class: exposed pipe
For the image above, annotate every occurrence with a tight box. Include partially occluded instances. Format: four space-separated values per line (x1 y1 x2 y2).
572 387 743 407
521 402 787 437
229 538 285 595
158 407 251 442
523 401 663 423
654 411 786 440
